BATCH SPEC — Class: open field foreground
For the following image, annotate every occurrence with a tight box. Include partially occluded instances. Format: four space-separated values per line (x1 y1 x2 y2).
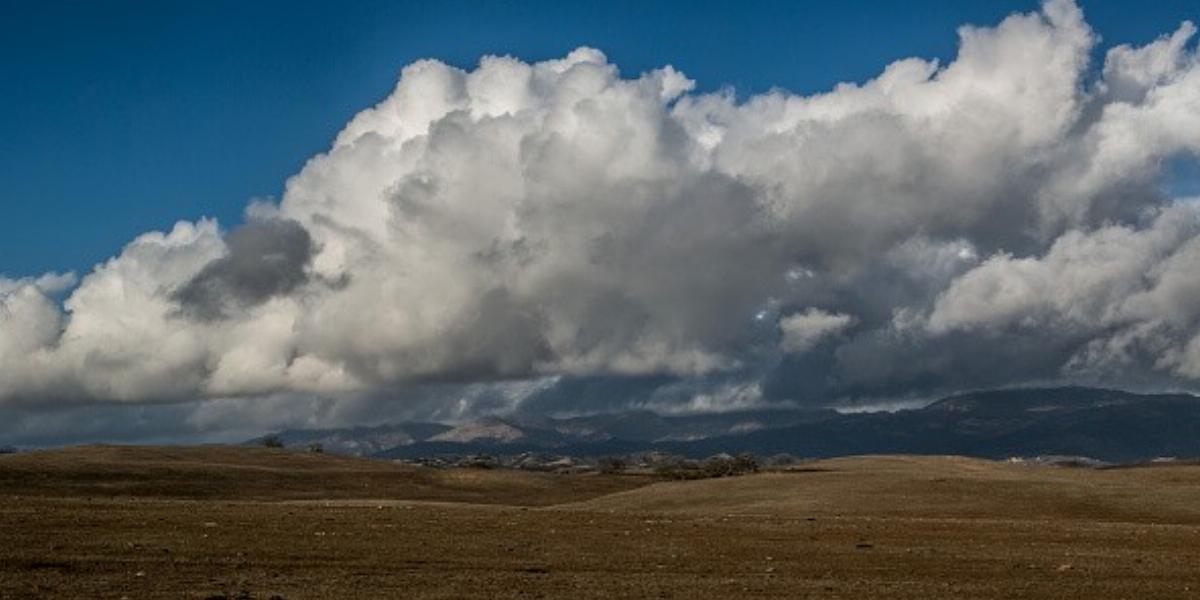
3 448 1200 599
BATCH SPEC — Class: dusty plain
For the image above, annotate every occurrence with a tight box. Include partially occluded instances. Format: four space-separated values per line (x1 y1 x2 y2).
2 446 1200 599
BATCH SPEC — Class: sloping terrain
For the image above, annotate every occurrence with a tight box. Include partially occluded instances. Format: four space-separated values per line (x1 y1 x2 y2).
570 455 1200 524
0 445 645 505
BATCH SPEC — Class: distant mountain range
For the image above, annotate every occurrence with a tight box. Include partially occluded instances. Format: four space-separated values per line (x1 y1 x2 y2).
251 387 1200 463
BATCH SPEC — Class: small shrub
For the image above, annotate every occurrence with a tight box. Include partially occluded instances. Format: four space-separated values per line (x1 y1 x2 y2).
463 454 497 469
692 453 760 479
702 456 735 478
732 452 759 474
654 463 705 480
307 443 324 454
597 456 627 474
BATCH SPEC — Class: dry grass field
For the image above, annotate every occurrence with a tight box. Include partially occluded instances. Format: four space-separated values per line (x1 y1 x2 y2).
3 447 1200 599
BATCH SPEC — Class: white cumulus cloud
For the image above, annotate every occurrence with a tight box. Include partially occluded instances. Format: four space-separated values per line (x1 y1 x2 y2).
3 0 1200 420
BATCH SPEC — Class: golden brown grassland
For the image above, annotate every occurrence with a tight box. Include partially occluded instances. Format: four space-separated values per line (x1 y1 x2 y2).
3 446 1200 599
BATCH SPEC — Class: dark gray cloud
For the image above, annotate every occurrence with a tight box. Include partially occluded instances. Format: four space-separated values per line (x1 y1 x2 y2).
172 219 314 319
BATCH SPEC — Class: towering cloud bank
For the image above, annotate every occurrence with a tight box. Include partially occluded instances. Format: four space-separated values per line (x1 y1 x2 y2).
2 0 1200 414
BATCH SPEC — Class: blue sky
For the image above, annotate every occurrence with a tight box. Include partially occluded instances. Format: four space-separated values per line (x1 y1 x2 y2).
2 0 1197 277
4 0 1200 443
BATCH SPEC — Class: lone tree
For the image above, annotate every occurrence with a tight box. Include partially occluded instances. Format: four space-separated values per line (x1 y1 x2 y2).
262 435 284 449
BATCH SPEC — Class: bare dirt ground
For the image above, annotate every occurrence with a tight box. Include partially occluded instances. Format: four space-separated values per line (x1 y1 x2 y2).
3 448 1200 599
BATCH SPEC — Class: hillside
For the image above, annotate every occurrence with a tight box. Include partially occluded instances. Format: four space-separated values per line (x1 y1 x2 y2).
246 422 452 456
342 387 1200 462
569 455 1200 524
0 445 645 505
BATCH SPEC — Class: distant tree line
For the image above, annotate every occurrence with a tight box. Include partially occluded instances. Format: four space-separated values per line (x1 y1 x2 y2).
655 453 760 480
598 452 762 479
